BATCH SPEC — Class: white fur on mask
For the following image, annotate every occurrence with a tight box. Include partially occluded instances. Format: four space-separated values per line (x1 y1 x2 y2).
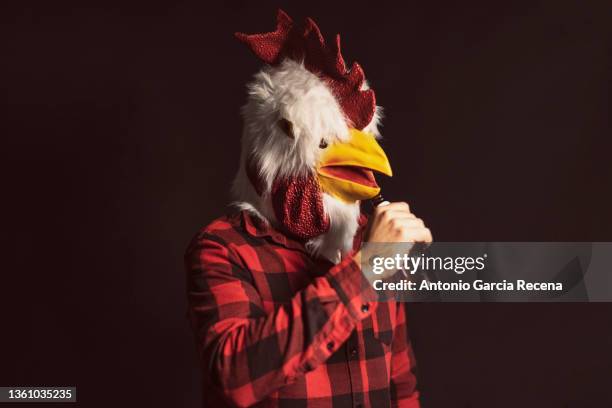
231 59 383 263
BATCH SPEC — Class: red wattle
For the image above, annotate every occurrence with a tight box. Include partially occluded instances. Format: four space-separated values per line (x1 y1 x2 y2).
271 175 330 240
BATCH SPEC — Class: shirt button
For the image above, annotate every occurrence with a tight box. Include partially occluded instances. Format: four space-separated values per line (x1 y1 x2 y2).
361 303 370 313
350 348 358 357
326 341 335 351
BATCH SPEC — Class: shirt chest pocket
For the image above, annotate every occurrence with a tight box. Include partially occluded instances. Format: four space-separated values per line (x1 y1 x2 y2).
368 301 397 347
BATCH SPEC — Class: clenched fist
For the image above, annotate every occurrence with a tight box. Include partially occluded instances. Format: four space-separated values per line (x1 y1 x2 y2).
365 202 432 244
354 202 433 282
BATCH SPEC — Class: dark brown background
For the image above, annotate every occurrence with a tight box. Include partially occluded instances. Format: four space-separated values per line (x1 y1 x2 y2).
1 1 611 407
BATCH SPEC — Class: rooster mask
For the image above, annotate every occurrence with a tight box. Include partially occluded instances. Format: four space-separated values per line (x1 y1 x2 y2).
232 10 393 262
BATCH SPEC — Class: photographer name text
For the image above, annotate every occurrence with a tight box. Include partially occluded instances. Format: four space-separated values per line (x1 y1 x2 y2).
373 279 563 292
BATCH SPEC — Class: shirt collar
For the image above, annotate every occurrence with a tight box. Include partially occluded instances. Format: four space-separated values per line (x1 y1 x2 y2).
240 210 306 251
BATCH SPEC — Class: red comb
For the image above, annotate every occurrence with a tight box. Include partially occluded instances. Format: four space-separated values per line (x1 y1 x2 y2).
235 9 376 130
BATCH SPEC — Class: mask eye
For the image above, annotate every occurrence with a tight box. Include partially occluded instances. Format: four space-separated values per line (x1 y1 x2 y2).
277 118 294 139
319 139 328 149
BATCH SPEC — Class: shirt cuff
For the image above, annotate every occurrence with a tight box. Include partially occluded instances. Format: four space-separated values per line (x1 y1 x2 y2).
326 253 378 321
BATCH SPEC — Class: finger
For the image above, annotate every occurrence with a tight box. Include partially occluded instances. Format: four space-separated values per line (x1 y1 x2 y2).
376 211 410 226
402 218 425 228
386 202 410 212
375 201 409 215
383 210 417 221
388 218 412 231
388 217 422 231
402 227 433 243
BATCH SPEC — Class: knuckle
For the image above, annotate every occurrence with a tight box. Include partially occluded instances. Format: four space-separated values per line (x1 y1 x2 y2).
375 205 388 214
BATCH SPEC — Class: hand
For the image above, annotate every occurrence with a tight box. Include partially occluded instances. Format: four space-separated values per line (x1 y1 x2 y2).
353 202 433 282
365 202 432 244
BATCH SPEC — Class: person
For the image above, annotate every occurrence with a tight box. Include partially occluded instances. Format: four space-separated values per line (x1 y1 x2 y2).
185 10 432 407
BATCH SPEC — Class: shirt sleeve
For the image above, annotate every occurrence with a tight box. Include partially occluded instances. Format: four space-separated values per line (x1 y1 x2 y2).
389 303 420 407
185 233 378 407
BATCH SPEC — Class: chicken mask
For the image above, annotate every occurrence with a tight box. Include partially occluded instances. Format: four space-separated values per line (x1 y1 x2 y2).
232 10 392 261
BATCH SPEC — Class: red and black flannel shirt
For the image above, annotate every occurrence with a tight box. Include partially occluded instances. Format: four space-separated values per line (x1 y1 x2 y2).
185 210 419 407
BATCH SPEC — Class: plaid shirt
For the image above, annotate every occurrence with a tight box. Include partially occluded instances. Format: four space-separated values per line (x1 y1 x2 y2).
185 210 419 407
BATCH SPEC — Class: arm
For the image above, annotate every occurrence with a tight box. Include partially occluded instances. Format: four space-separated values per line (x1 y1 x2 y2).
389 303 420 407
185 233 376 407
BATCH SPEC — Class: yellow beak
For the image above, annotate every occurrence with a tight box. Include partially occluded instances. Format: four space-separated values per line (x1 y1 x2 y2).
317 129 393 203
